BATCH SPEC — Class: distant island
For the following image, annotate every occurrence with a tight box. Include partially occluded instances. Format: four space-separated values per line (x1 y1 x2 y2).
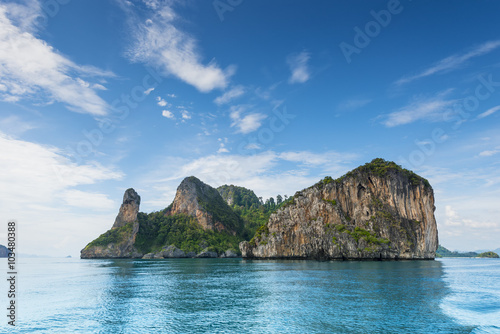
436 245 499 258
0 245 11 258
478 251 500 258
81 158 438 260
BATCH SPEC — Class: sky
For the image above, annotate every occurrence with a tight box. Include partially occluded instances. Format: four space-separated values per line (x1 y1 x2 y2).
1 0 500 256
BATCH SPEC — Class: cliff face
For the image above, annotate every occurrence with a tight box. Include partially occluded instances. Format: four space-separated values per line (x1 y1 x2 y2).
240 160 438 260
81 188 143 259
168 176 244 235
112 188 140 228
81 178 246 259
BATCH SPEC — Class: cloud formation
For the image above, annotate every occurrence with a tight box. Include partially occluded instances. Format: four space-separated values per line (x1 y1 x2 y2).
162 110 174 119
0 131 123 255
139 149 357 208
230 105 267 134
477 105 500 119
214 85 245 105
124 0 234 92
381 91 456 127
395 40 500 85
0 1 113 115
287 51 311 84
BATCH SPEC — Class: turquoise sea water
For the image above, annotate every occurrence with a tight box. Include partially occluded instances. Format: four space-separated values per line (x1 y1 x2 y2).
1 258 499 333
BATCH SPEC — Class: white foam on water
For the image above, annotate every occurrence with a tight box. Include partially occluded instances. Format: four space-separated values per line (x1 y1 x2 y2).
440 259 500 333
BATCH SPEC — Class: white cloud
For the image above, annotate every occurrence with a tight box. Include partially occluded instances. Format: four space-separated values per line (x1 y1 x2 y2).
427 164 500 250
62 190 115 211
287 50 311 84
214 85 245 105
0 115 37 136
157 96 169 107
1 0 41 33
0 2 113 115
0 132 123 256
479 150 499 157
381 91 456 127
230 105 266 134
167 93 176 98
445 205 462 226
139 150 357 209
124 1 234 92
477 105 500 119
162 110 174 119
245 143 262 150
181 110 191 120
144 87 155 95
444 205 497 229
395 40 500 85
217 143 229 154
279 151 343 166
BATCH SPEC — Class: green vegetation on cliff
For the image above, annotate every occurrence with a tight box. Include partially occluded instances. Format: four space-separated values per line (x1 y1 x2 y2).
85 222 134 249
217 184 287 240
315 158 431 189
217 185 261 208
135 211 242 255
181 176 246 236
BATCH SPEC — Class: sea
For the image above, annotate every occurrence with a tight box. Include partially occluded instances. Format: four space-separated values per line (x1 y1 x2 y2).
1 257 499 333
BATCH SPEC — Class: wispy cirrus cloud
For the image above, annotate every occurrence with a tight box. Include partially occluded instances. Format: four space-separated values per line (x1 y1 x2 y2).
123 0 234 92
0 115 37 136
478 150 499 157
381 90 456 127
214 85 245 105
287 50 311 84
477 105 500 119
0 1 113 115
395 40 500 86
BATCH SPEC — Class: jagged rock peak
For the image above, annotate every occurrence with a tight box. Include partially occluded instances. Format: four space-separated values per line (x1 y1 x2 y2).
123 188 141 206
169 176 244 234
112 188 141 229
81 187 142 259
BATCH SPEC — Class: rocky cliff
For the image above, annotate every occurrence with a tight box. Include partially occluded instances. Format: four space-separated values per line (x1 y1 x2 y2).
240 159 439 260
81 178 246 259
81 188 143 259
112 188 140 228
168 176 244 235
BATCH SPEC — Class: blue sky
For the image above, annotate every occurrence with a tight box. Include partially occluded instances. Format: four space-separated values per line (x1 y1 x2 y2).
1 0 500 256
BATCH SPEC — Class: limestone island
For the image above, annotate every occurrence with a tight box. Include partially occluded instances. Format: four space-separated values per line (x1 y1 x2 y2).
81 158 439 260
